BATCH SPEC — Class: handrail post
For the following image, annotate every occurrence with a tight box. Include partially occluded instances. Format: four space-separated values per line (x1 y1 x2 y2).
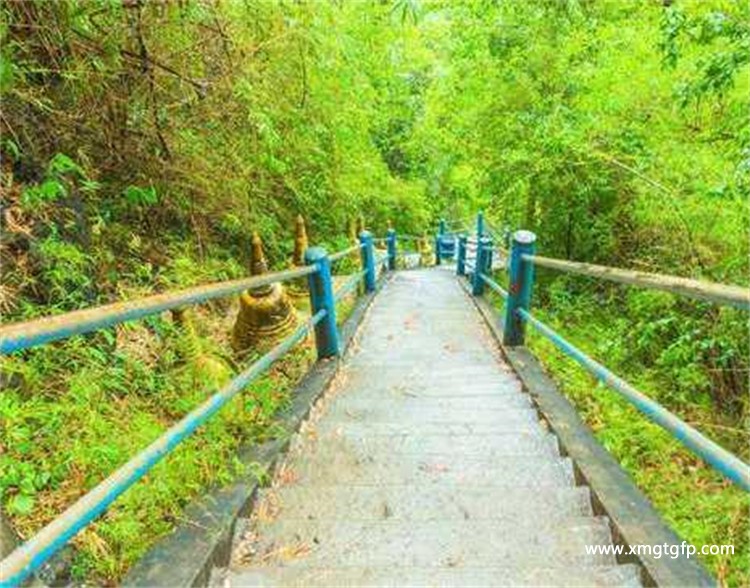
471 236 492 296
432 219 440 265
457 235 467 276
359 230 376 292
503 230 537 346
476 212 484 239
304 247 340 358
387 228 397 271
435 219 446 266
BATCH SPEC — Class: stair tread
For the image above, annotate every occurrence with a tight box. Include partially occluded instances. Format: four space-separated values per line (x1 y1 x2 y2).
280 454 576 487
221 564 642 588
218 269 639 587
253 483 593 522
234 518 616 568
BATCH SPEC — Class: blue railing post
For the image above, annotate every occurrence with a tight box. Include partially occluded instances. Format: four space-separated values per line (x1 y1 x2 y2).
435 219 445 266
387 228 397 271
503 230 537 346
476 212 484 239
457 235 467 276
304 247 340 358
471 237 492 296
359 230 376 292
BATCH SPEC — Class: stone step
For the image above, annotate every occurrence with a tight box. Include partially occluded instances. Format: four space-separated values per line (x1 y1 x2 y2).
331 379 525 397
351 342 495 356
289 432 560 459
234 517 616 568
218 269 640 588
360 316 482 326
322 392 533 412
338 365 517 383
312 420 547 437
358 318 488 328
349 356 502 369
222 564 643 587
252 483 593 523
323 405 542 426
278 455 576 487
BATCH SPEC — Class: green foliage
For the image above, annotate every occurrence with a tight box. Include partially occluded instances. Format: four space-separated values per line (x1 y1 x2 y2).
123 185 158 207
34 236 92 305
21 179 67 207
1 0 748 583
522 303 749 587
660 4 750 107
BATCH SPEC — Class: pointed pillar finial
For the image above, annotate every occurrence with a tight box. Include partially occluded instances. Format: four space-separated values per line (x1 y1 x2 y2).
249 232 271 295
250 231 268 276
233 231 297 353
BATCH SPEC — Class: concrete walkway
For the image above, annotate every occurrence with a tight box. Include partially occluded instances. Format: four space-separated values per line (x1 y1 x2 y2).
217 268 641 587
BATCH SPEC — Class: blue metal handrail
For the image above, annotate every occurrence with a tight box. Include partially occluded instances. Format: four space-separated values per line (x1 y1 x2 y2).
0 266 317 355
334 269 368 302
479 272 508 299
524 253 749 309
0 310 326 586
455 218 750 493
517 307 750 491
329 243 363 263
0 232 392 587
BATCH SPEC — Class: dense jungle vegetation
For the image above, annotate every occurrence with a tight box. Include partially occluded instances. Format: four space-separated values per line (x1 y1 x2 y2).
1 0 748 584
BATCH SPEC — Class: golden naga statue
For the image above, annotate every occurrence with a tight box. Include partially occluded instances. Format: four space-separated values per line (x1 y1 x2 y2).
288 214 309 301
232 232 298 353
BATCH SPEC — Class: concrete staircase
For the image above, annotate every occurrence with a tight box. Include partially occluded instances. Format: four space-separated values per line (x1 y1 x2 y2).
212 268 642 587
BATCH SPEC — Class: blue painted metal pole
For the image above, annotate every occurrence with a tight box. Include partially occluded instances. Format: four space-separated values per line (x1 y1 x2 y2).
472 237 492 296
359 231 376 293
476 212 484 239
457 235 467 276
479 272 509 299
386 228 397 271
333 269 368 303
305 248 340 358
0 266 316 356
439 218 446 235
503 230 536 346
517 308 750 492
